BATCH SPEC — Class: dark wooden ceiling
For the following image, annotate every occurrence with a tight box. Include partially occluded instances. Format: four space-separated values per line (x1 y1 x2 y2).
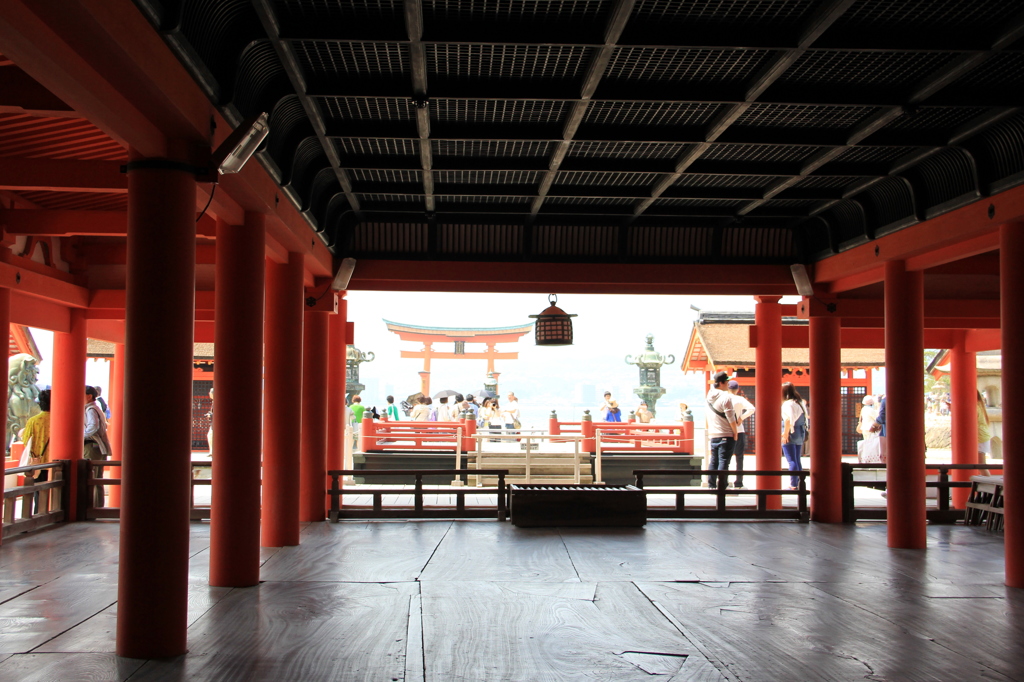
136 0 1024 264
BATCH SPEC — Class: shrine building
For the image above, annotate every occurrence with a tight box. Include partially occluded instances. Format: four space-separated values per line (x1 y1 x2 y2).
683 310 885 456
0 0 1021 678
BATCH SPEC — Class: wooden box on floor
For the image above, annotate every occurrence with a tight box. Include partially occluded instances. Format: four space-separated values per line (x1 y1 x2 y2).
509 484 646 528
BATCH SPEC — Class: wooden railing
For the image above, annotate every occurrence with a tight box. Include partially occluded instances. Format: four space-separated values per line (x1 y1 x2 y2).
79 459 213 520
472 433 585 484
2 460 71 539
633 469 809 522
841 463 1004 524
328 469 509 520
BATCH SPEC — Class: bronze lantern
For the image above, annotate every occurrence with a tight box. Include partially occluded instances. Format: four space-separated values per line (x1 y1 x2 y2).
529 294 577 346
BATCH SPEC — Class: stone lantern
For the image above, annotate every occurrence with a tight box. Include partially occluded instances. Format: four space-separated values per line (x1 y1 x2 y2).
624 334 675 418
346 345 375 404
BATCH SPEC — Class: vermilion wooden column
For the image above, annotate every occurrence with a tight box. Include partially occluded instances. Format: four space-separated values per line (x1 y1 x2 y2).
950 334 977 509
116 159 196 658
809 313 842 522
0 286 8 543
1001 223 1024 586
209 214 265 586
755 295 783 509
884 260 926 549
261 253 304 547
326 294 348 478
300 307 330 522
51 307 87 520
107 342 126 508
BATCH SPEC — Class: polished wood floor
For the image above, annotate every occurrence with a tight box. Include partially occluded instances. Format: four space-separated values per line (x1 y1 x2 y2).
0 519 1020 681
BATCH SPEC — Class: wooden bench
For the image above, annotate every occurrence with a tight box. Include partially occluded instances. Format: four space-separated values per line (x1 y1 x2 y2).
965 475 1004 531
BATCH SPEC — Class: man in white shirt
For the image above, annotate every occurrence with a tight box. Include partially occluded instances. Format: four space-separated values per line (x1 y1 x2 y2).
84 385 111 507
505 393 521 434
727 380 756 489
705 372 737 488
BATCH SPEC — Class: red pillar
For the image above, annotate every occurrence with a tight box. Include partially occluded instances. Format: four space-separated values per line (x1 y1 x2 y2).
326 295 347 513
300 307 330 522
261 253 304 547
116 159 196 658
107 342 125 508
950 334 977 509
0 286 8 544
755 296 783 508
884 260 926 549
809 313 842 522
209 214 265 587
1001 222 1024 586
51 307 87 520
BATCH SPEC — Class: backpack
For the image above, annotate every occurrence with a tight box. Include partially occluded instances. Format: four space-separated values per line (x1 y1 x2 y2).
789 404 808 444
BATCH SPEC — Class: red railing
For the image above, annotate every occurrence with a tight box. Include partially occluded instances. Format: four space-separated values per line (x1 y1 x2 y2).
359 417 473 453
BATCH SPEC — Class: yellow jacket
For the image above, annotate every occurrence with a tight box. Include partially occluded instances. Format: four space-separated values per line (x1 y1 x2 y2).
22 411 51 462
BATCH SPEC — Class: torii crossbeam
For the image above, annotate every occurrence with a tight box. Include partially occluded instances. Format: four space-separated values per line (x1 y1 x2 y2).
384 320 533 397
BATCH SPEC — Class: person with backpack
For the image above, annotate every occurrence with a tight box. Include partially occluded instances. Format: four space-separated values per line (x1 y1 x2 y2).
705 371 737 488
780 382 809 489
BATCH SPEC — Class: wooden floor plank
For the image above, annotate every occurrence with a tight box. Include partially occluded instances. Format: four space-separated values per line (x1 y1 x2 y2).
420 580 722 682
635 580 1015 681
811 581 1024 679
0 572 117 654
0 652 145 681
559 523 781 583
131 581 415 681
259 520 451 582
417 522 580 582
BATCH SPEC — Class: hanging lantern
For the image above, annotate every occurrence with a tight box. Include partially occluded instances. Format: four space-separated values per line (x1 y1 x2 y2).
529 294 577 346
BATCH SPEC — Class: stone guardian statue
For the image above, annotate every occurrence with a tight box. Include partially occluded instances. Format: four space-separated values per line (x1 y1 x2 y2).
8 353 41 451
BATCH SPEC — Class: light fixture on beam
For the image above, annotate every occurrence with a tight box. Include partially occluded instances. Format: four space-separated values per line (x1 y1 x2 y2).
529 294 577 346
790 264 815 297
331 257 357 291
211 112 269 176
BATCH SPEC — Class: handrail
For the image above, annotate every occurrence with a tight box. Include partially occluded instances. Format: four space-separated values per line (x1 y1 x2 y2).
78 459 216 520
327 468 510 520
633 467 810 522
2 459 71 539
840 462 1004 523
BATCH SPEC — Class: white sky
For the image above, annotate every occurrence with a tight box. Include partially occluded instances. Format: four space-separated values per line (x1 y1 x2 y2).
30 291 885 430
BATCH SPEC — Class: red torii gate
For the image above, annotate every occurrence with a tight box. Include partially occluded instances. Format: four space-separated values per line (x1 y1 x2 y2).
384 320 533 397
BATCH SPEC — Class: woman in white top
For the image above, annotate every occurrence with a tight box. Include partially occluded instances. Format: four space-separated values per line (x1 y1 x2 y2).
780 382 808 489
856 395 880 462
481 398 501 441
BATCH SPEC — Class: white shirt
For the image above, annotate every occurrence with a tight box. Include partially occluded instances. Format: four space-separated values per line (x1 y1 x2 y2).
730 394 755 433
436 404 453 422
505 400 520 422
782 399 806 431
84 401 111 456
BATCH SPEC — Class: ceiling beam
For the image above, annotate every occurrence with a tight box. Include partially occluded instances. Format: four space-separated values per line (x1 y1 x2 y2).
631 0 860 222
813 182 1024 289
0 208 217 237
0 63 82 118
0 158 127 192
252 0 360 213
530 0 636 217
350 259 797 295
404 0 434 214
